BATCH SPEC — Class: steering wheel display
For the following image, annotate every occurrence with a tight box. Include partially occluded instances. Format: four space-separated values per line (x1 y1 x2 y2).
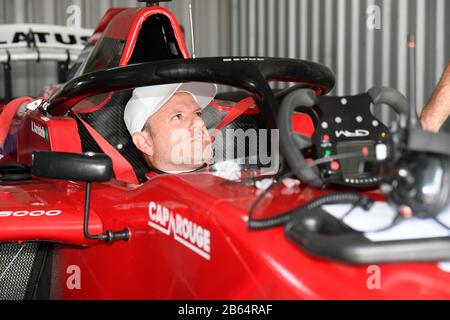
278 87 409 188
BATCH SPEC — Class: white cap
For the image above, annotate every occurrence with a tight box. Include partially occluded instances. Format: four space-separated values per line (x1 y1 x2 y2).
124 82 217 135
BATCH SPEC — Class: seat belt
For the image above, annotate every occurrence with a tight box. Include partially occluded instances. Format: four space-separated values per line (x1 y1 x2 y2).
75 114 139 184
210 96 256 141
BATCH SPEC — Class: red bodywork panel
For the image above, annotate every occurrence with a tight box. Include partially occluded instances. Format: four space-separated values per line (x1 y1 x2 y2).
88 8 128 44
2 173 446 299
0 179 102 244
0 97 32 149
93 6 189 67
115 7 189 65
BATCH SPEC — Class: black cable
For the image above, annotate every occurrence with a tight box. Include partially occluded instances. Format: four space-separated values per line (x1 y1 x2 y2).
363 212 403 233
308 151 365 168
432 216 450 231
339 202 361 222
247 170 294 227
246 148 374 230
337 205 403 233
348 205 450 234
245 142 375 230
247 176 374 230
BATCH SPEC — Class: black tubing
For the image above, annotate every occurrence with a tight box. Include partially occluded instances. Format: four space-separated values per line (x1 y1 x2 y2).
248 192 373 230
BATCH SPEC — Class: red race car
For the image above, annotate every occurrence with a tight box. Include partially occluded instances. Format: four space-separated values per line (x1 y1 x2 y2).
1 1 450 300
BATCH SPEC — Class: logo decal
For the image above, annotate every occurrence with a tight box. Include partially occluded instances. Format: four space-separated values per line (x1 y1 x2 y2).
31 121 48 140
223 57 264 62
0 210 61 217
0 24 91 48
335 129 370 138
148 201 211 260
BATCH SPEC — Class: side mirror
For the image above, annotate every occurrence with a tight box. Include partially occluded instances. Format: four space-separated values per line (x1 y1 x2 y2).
31 151 128 243
32 151 113 182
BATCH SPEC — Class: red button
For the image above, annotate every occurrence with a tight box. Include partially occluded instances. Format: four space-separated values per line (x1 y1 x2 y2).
330 161 340 171
323 134 330 142
361 147 369 157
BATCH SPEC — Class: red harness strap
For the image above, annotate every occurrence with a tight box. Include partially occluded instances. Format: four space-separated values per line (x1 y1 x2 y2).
0 97 32 149
75 115 139 184
209 96 256 141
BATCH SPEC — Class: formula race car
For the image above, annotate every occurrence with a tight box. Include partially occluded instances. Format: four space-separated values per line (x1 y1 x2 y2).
2 1 450 300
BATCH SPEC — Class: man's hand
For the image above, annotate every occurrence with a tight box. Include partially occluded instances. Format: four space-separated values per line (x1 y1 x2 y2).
420 62 450 132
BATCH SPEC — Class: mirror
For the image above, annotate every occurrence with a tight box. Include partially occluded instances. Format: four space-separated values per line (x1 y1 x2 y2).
32 151 113 182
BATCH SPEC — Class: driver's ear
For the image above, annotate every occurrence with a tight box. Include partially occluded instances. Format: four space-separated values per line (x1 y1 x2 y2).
132 131 154 157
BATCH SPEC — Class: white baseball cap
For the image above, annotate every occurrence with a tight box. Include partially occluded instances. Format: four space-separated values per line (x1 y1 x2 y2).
124 82 217 135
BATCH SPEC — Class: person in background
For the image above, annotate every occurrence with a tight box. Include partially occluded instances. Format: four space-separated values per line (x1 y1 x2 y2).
420 62 450 132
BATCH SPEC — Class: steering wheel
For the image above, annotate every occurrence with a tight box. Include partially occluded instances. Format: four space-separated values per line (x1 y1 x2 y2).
278 87 410 188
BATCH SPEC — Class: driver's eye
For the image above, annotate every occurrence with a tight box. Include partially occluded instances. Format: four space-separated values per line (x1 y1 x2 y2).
172 114 182 120
196 111 202 117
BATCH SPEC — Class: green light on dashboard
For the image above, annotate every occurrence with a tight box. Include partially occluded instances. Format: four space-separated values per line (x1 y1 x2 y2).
325 149 332 156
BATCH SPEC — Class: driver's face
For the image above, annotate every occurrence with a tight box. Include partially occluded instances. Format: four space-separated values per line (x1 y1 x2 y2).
135 92 212 172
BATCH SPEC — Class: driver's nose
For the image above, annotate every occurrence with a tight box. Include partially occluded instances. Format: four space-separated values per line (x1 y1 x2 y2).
192 120 206 138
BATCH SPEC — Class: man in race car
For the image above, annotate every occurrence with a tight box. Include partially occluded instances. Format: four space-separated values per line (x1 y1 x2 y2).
124 82 217 174
420 62 450 132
